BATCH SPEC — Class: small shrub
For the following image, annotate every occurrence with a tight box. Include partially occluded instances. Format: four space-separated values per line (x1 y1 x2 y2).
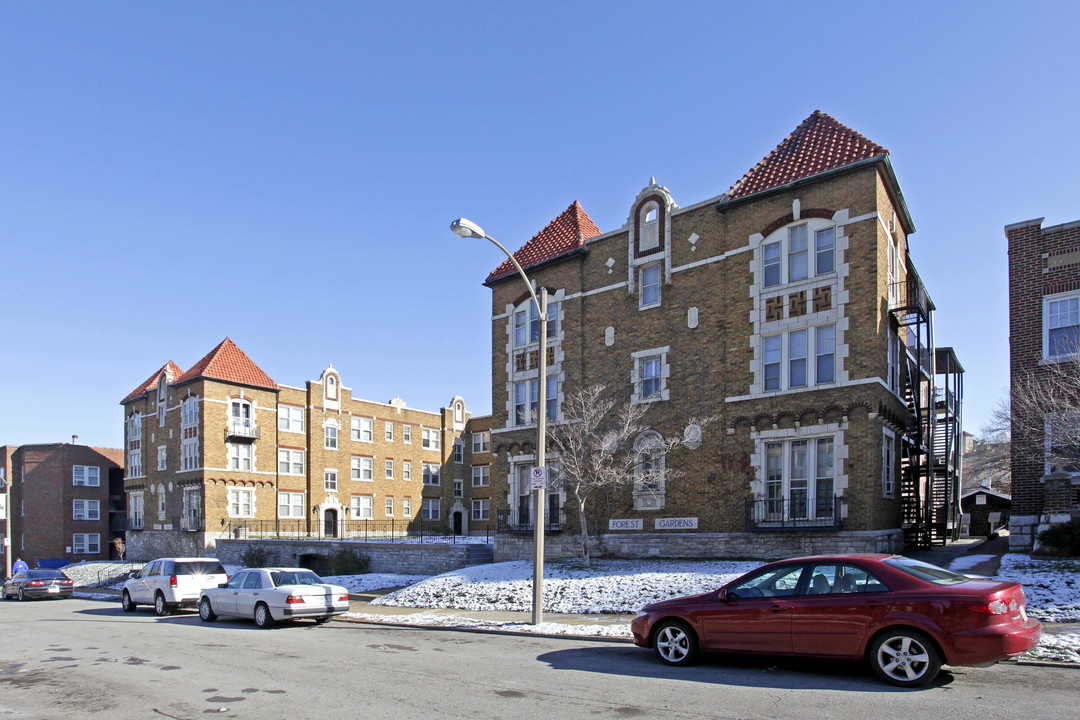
1037 519 1080 556
240 545 271 568
329 548 370 575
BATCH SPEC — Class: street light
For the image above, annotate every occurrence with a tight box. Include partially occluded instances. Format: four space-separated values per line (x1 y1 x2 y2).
451 217 548 625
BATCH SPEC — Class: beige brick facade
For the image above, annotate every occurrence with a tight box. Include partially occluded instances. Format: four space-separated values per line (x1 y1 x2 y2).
485 132 952 556
121 345 488 560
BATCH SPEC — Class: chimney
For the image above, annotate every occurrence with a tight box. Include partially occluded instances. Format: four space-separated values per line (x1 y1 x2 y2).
72 434 79 445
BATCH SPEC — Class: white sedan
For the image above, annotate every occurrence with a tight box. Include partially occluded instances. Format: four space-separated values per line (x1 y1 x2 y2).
198 567 350 628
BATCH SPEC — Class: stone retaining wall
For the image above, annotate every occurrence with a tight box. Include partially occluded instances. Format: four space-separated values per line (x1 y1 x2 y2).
495 530 903 563
216 539 473 575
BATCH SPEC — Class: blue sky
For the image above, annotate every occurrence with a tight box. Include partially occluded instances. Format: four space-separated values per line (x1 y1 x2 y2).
2 1 1077 449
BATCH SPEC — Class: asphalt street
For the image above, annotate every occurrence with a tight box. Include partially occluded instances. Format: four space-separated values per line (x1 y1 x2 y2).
0 596 1076 720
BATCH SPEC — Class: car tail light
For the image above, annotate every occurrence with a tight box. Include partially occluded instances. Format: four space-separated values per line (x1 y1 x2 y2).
338 594 349 602
169 575 178 587
27 581 45 587
285 595 305 604
973 598 1018 615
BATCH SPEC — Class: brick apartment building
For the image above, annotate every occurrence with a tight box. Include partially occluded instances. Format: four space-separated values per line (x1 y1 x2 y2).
120 338 490 559
482 111 963 559
1 442 125 571
1005 217 1080 551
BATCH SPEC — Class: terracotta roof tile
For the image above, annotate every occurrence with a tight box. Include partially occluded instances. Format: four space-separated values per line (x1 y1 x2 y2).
121 361 184 404
486 201 602 283
174 338 276 390
725 110 888 200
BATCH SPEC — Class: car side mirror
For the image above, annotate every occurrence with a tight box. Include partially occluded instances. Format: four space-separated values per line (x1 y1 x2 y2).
218 583 229 588
715 589 728 601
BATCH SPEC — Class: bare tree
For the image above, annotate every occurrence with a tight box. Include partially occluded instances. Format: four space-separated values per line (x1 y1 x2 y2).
546 385 712 567
1009 353 1080 473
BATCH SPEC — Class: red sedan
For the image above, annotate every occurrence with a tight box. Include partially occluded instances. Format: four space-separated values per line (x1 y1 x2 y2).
630 554 1041 687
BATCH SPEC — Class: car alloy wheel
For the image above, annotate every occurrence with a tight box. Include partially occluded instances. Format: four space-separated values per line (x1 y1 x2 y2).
254 603 274 628
653 620 699 666
154 593 172 617
122 591 137 612
870 629 941 687
199 598 217 622
17 588 26 602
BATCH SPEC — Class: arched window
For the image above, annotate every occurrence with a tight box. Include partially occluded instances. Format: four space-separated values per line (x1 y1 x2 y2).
639 201 660 251
633 431 666 510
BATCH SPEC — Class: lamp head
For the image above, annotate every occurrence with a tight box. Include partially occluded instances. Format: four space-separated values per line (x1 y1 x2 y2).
450 218 486 240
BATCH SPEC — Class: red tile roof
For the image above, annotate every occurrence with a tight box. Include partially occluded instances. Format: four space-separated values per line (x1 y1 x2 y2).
174 338 277 390
486 201 602 284
725 111 888 200
121 361 184 404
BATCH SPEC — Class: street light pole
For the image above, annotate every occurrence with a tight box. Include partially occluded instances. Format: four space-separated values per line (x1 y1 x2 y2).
451 218 548 625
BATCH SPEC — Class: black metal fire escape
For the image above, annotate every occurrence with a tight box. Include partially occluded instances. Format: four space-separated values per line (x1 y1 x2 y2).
890 265 941 550
934 348 964 542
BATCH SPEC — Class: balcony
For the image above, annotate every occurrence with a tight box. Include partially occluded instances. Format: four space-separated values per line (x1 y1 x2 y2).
745 496 842 531
496 508 563 534
224 422 260 442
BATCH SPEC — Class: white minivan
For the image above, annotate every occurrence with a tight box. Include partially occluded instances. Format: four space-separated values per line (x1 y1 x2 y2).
122 558 229 616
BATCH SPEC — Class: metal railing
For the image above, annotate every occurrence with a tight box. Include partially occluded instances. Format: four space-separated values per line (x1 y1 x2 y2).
495 508 564 534
178 516 204 532
224 422 260 441
745 496 842 530
223 518 494 543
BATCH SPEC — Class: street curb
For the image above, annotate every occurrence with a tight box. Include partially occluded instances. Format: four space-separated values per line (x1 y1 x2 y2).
334 614 635 643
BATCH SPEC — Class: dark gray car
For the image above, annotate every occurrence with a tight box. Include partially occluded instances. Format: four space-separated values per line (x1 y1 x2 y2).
2 569 74 600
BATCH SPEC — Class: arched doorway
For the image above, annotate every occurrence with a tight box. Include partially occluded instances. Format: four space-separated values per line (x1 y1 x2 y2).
324 508 338 538
452 510 463 536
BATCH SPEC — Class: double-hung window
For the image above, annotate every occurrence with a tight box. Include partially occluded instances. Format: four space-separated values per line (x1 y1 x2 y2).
763 336 782 391
422 463 440 485
640 263 661 308
1045 293 1080 359
472 499 490 521
73 499 100 521
73 533 100 554
228 488 254 517
403 460 412 481
278 405 304 433
472 431 490 453
325 425 338 450
453 440 464 463
385 459 394 479
763 222 837 287
422 498 440 521
762 325 836 391
515 380 538 426
815 326 835 384
882 433 896 497
278 449 304 475
421 428 440 451
763 242 781 287
278 492 305 518
73 465 100 487
385 497 394 516
351 457 373 481
472 465 490 487
815 227 835 274
228 443 252 471
324 470 338 491
352 417 374 442
788 224 808 281
352 495 374 520
789 330 808 388
641 358 662 399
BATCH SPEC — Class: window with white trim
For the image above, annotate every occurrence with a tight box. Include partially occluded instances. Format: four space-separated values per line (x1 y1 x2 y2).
763 221 839 288
453 440 464 463
352 417 374 443
640 263 661 308
761 325 836 392
181 433 199 471
278 449 304 475
403 497 412 517
385 422 394 441
421 428 440 451
384 497 394 516
128 451 142 478
816 226 835 274
157 484 166 517
472 431 490 453
130 492 144 529
227 443 252 471
73 533 100 554
472 465 490 487
157 446 167 471
352 495 374 520
278 405 304 433
887 325 900 395
633 431 666 510
762 437 836 521
181 397 199 427
403 460 412 481
227 488 254 518
472 499 490 521
1044 292 1080 360
422 463 440 485
278 492 305 518
422 498 440 521
1044 413 1080 477
324 469 338 491
403 425 412 444
351 456 374 481
73 465 100 487
73 499 100 521
385 459 394 479
453 479 463 498
324 424 338 450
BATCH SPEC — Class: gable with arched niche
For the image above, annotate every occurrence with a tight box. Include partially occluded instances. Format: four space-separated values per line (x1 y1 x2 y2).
319 365 341 412
626 180 678 305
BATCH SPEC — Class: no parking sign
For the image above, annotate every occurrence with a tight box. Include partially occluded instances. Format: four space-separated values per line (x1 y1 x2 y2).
530 467 547 489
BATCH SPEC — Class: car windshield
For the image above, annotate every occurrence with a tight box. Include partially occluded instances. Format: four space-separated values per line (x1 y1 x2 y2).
884 556 971 585
269 570 325 587
175 561 226 575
